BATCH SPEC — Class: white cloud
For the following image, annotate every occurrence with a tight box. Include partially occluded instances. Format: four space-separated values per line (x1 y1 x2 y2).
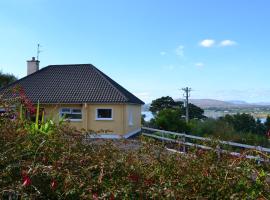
199 39 215 47
220 40 237 47
195 62 204 68
175 45 184 56
160 51 167 56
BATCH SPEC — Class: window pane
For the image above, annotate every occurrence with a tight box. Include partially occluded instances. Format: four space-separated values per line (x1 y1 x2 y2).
97 109 112 118
65 113 82 120
72 109 82 113
61 108 71 113
60 108 82 120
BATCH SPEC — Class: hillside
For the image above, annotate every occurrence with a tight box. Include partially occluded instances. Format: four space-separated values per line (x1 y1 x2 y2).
142 99 270 111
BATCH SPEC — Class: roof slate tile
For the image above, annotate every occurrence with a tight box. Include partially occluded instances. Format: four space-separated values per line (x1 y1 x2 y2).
0 64 144 105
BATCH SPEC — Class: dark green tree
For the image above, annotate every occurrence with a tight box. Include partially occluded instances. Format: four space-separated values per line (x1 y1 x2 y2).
255 118 266 135
264 115 270 132
182 103 206 120
141 114 146 126
154 108 189 132
149 96 183 116
0 71 17 88
222 113 266 134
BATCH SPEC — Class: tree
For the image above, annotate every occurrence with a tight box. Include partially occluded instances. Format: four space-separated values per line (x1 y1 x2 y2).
149 96 183 116
154 109 189 132
222 113 266 134
141 114 146 126
265 115 270 131
0 71 17 88
182 103 205 120
255 118 266 135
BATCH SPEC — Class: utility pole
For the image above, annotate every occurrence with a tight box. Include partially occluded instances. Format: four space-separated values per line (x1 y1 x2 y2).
182 87 191 123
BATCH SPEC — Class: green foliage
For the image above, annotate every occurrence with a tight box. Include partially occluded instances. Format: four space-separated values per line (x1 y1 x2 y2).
154 109 189 132
149 96 183 116
149 96 205 120
265 115 270 131
0 71 17 88
183 103 206 120
141 114 146 126
222 113 267 135
190 119 270 147
19 100 59 135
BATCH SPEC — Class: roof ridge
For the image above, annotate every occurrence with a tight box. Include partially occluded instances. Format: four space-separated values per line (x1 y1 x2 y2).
47 64 92 67
92 66 129 102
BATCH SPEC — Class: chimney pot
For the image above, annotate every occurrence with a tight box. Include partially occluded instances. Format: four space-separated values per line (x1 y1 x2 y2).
32 57 35 61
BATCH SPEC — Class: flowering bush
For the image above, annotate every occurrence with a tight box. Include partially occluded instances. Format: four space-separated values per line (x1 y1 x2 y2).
1 88 270 199
1 125 270 199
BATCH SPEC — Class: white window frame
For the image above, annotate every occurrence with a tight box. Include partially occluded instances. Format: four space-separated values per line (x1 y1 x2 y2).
59 108 82 122
95 108 113 120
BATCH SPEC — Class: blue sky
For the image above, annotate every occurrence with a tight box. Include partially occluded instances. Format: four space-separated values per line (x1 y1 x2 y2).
1 0 270 103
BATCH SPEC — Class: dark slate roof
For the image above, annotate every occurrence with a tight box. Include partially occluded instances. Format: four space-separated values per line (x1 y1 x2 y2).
0 64 144 104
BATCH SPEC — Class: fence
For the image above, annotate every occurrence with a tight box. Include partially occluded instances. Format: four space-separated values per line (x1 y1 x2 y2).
142 127 270 162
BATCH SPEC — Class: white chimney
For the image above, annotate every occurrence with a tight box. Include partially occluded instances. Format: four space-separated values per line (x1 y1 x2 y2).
27 57 39 75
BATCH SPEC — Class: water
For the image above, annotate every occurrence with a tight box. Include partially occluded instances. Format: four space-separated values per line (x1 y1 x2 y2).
142 111 154 121
260 118 266 123
142 111 267 124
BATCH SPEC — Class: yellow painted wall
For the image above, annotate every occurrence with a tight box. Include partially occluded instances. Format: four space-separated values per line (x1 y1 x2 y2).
41 103 142 135
86 104 124 134
124 104 142 134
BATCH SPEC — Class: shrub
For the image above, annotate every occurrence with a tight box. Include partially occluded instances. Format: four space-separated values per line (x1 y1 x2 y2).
1 129 270 199
154 109 190 133
189 119 270 147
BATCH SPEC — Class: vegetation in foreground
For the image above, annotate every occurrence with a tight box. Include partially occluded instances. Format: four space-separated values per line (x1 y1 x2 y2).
1 123 270 199
0 92 270 199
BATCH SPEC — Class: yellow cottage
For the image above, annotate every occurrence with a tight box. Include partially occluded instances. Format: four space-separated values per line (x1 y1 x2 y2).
2 57 144 138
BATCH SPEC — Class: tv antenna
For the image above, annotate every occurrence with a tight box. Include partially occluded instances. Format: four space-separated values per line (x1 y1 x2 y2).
37 43 42 61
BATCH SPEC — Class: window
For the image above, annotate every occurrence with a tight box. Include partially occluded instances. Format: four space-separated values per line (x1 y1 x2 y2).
60 108 82 121
96 108 113 120
128 108 133 126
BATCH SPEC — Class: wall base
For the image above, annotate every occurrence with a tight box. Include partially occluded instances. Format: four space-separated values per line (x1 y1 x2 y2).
87 128 141 139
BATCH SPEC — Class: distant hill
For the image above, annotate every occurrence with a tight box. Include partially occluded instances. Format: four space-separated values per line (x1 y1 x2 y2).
141 99 270 112
187 99 235 108
226 100 248 105
179 99 270 109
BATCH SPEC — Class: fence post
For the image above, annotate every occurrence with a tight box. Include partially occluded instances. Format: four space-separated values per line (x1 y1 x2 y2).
216 145 221 161
182 135 186 153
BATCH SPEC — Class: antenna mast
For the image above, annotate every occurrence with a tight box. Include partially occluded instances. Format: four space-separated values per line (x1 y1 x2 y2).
37 43 41 61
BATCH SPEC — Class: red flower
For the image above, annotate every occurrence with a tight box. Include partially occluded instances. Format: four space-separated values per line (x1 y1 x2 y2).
109 193 115 200
92 193 99 200
22 175 31 187
128 173 140 183
144 178 155 186
50 179 57 190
